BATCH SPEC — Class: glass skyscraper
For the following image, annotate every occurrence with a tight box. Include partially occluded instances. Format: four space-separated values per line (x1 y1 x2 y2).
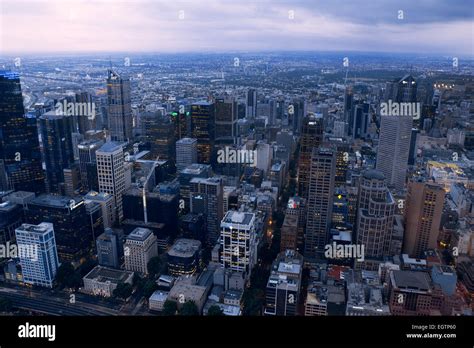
0 70 44 193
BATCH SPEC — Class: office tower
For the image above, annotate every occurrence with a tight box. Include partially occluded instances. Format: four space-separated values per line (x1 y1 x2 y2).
96 227 121 269
376 113 412 191
74 91 96 134
167 238 202 276
403 180 445 258
214 96 237 144
0 200 23 244
107 70 132 142
178 163 212 211
286 196 306 253
63 163 81 196
356 170 395 259
78 139 104 192
96 142 126 221
220 210 257 280
385 75 417 103
176 138 198 171
297 114 323 198
256 141 272 176
84 191 116 228
124 227 158 275
141 111 175 160
305 148 336 258
24 195 93 261
191 101 214 164
246 89 257 118
0 71 44 194
291 99 305 134
38 111 75 194
280 213 298 252
350 102 369 139
15 222 59 288
190 177 223 244
388 270 435 315
264 250 303 316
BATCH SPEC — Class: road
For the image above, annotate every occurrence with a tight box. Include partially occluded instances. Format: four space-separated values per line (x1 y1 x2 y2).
0 286 123 316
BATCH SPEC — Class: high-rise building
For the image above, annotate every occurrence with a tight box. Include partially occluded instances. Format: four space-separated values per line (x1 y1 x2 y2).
15 222 59 288
96 142 126 221
167 238 202 276
246 89 257 119
0 200 23 244
350 102 369 139
264 250 303 316
96 227 121 269
220 210 257 280
124 227 158 275
190 177 223 244
176 138 198 171
305 148 336 258
84 191 116 228
141 111 175 160
297 114 324 198
356 170 395 260
24 195 93 261
39 111 75 194
78 139 104 192
403 179 445 258
385 75 417 103
191 101 214 164
214 96 237 144
0 71 44 194
376 114 413 192
107 70 132 142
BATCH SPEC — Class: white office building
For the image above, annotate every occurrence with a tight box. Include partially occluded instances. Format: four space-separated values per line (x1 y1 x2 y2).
15 222 59 288
220 211 257 281
96 142 126 221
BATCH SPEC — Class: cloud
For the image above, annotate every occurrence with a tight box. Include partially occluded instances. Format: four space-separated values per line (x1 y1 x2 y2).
0 0 472 55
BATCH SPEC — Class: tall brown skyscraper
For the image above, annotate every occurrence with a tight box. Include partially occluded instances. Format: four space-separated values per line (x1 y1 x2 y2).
305 147 336 258
297 114 323 198
403 179 445 258
107 70 132 143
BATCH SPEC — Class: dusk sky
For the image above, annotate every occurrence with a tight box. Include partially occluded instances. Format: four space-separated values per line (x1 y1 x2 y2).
1 0 473 55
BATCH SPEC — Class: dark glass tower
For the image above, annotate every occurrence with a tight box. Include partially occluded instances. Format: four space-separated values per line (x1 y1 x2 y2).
39 111 75 194
191 101 214 164
0 71 44 194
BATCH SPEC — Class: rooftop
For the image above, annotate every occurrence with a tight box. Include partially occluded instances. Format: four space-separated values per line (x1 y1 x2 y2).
168 238 201 258
391 270 431 292
84 265 134 284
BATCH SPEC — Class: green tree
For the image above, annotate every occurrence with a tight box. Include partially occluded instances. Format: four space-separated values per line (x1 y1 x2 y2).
207 305 224 316
162 300 177 316
113 283 133 299
55 262 82 289
147 256 163 278
179 301 199 316
143 280 158 299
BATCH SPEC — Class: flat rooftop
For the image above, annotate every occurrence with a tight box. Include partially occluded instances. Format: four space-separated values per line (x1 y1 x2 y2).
391 270 431 292
126 227 153 241
168 238 201 258
84 265 133 284
221 210 254 226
